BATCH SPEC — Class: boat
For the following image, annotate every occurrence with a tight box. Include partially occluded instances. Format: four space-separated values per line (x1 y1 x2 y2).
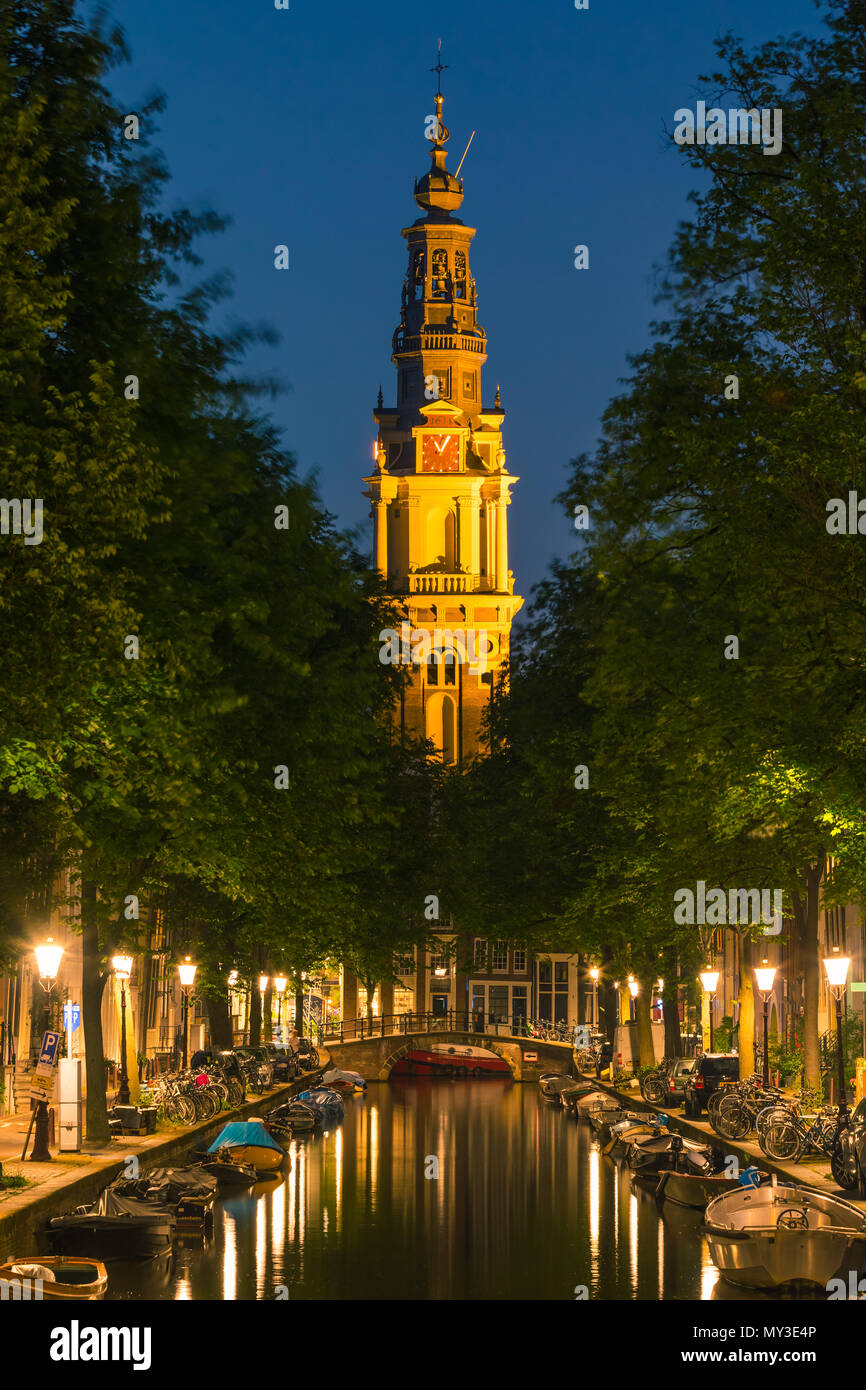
656 1168 746 1211
47 1189 175 1260
111 1164 217 1209
587 1098 625 1140
559 1081 598 1113
628 1131 718 1183
0 1257 108 1300
539 1073 578 1101
391 1043 510 1078
567 1088 619 1118
207 1120 286 1174
269 1098 320 1132
295 1087 345 1124
201 1150 257 1187
704 1179 866 1291
321 1067 367 1091
603 1115 657 1158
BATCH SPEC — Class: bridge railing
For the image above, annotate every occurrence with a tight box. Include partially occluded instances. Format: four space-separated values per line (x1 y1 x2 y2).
323 1011 575 1045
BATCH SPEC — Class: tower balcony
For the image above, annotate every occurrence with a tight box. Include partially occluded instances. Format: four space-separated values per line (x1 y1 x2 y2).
407 571 478 595
392 328 486 356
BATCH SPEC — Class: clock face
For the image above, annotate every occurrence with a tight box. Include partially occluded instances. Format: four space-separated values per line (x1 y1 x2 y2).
421 432 459 472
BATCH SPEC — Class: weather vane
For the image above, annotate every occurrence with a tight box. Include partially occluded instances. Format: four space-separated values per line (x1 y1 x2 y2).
431 38 447 95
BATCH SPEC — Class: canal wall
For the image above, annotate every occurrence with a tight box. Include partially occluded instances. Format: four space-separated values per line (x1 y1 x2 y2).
327 1031 573 1081
0 1064 327 1262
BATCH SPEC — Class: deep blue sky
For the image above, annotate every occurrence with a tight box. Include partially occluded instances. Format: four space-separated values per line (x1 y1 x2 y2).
107 0 825 601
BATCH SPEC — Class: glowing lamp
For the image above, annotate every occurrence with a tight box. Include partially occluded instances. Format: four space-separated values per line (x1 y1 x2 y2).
274 975 288 995
178 957 197 989
699 970 720 995
227 969 239 987
628 980 639 999
112 954 133 981
589 966 600 982
258 974 269 993
754 961 777 995
34 938 64 982
823 949 850 992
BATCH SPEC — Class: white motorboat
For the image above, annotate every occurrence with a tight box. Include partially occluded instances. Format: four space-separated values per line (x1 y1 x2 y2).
704 1180 866 1291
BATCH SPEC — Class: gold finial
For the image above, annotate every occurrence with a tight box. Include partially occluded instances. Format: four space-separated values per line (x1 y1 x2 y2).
431 37 447 96
377 384 383 408
495 384 501 407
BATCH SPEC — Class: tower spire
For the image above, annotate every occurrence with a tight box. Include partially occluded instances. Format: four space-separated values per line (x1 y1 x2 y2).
431 37 448 97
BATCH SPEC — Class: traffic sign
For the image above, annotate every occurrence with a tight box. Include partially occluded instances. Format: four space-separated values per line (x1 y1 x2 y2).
62 1003 81 1032
38 1031 61 1067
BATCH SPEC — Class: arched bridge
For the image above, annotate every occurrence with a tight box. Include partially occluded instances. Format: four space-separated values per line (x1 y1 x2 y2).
324 1015 574 1082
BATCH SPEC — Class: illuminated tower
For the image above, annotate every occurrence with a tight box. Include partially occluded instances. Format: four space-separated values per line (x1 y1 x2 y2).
363 77 522 762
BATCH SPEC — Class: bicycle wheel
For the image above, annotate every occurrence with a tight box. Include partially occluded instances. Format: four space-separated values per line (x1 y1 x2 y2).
643 1076 668 1106
713 1100 752 1142
760 1117 802 1161
756 1103 795 1138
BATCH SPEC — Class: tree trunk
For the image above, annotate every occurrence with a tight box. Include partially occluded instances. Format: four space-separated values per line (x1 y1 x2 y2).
205 989 233 1050
294 986 305 1037
797 861 823 1090
662 950 681 1057
738 931 755 1082
249 983 262 1047
635 987 655 1068
364 981 376 1027
81 880 110 1144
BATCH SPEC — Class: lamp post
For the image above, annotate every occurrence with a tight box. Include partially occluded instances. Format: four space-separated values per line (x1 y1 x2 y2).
754 960 777 1088
628 977 639 1024
30 938 64 1162
177 957 197 1069
589 966 600 1029
823 947 851 1117
699 968 720 1054
112 954 134 1106
274 975 288 1039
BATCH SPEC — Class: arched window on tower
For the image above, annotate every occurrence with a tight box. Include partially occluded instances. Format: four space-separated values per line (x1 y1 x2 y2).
428 646 456 687
426 693 457 765
455 249 466 299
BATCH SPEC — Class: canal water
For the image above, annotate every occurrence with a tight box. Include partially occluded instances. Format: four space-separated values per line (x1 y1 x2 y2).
106 1079 762 1301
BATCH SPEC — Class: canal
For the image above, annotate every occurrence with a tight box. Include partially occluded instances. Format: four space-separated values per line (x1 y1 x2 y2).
106 1079 765 1301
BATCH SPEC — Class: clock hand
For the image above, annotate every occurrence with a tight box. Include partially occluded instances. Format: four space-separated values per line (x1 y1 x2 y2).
434 436 452 453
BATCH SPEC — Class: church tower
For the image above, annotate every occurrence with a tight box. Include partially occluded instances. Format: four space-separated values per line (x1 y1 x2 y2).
364 76 522 762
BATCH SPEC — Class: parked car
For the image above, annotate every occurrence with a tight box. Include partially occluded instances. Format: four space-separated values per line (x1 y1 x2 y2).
666 1057 697 1107
682 1053 740 1116
267 1045 295 1083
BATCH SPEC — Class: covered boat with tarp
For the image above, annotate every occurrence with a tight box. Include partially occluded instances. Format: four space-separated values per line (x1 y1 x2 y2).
47 1189 175 1260
267 1097 319 1135
321 1068 367 1091
110 1165 217 1223
295 1087 345 1123
207 1120 286 1173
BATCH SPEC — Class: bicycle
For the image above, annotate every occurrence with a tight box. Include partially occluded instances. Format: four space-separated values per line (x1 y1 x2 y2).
640 1060 674 1106
760 1103 856 1189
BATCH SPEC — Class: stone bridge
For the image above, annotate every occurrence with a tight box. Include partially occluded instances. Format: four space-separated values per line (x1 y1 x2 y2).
326 1031 574 1082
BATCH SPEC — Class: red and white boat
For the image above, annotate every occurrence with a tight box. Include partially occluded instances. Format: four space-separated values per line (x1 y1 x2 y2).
391 1043 510 1078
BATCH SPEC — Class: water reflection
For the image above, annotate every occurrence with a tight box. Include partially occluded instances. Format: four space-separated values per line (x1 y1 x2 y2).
109 1082 729 1301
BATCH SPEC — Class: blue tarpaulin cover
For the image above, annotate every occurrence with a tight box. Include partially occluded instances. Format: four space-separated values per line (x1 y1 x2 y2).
207 1121 284 1156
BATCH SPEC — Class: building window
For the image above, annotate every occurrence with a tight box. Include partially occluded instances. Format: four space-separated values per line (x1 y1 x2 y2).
429 952 448 976
512 986 527 1024
488 985 508 1023
474 938 487 970
395 954 414 977
491 941 508 972
513 949 526 973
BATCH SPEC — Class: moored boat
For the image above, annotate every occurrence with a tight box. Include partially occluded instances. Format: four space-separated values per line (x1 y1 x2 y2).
539 1073 578 1101
0 1257 108 1300
321 1068 367 1091
207 1120 286 1173
628 1132 717 1183
391 1044 510 1078
656 1169 744 1210
559 1081 598 1113
201 1150 257 1187
704 1180 866 1291
603 1115 657 1158
294 1086 345 1124
48 1189 175 1260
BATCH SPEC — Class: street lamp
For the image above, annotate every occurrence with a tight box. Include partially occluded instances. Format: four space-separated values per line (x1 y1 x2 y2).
823 947 851 1116
29 938 64 1162
627 978 639 1024
274 975 287 1036
112 954 134 1106
699 968 720 1053
754 960 777 1088
589 965 600 1029
177 957 197 1069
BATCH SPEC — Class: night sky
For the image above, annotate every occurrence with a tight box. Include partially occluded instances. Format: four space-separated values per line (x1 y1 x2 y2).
109 0 824 604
